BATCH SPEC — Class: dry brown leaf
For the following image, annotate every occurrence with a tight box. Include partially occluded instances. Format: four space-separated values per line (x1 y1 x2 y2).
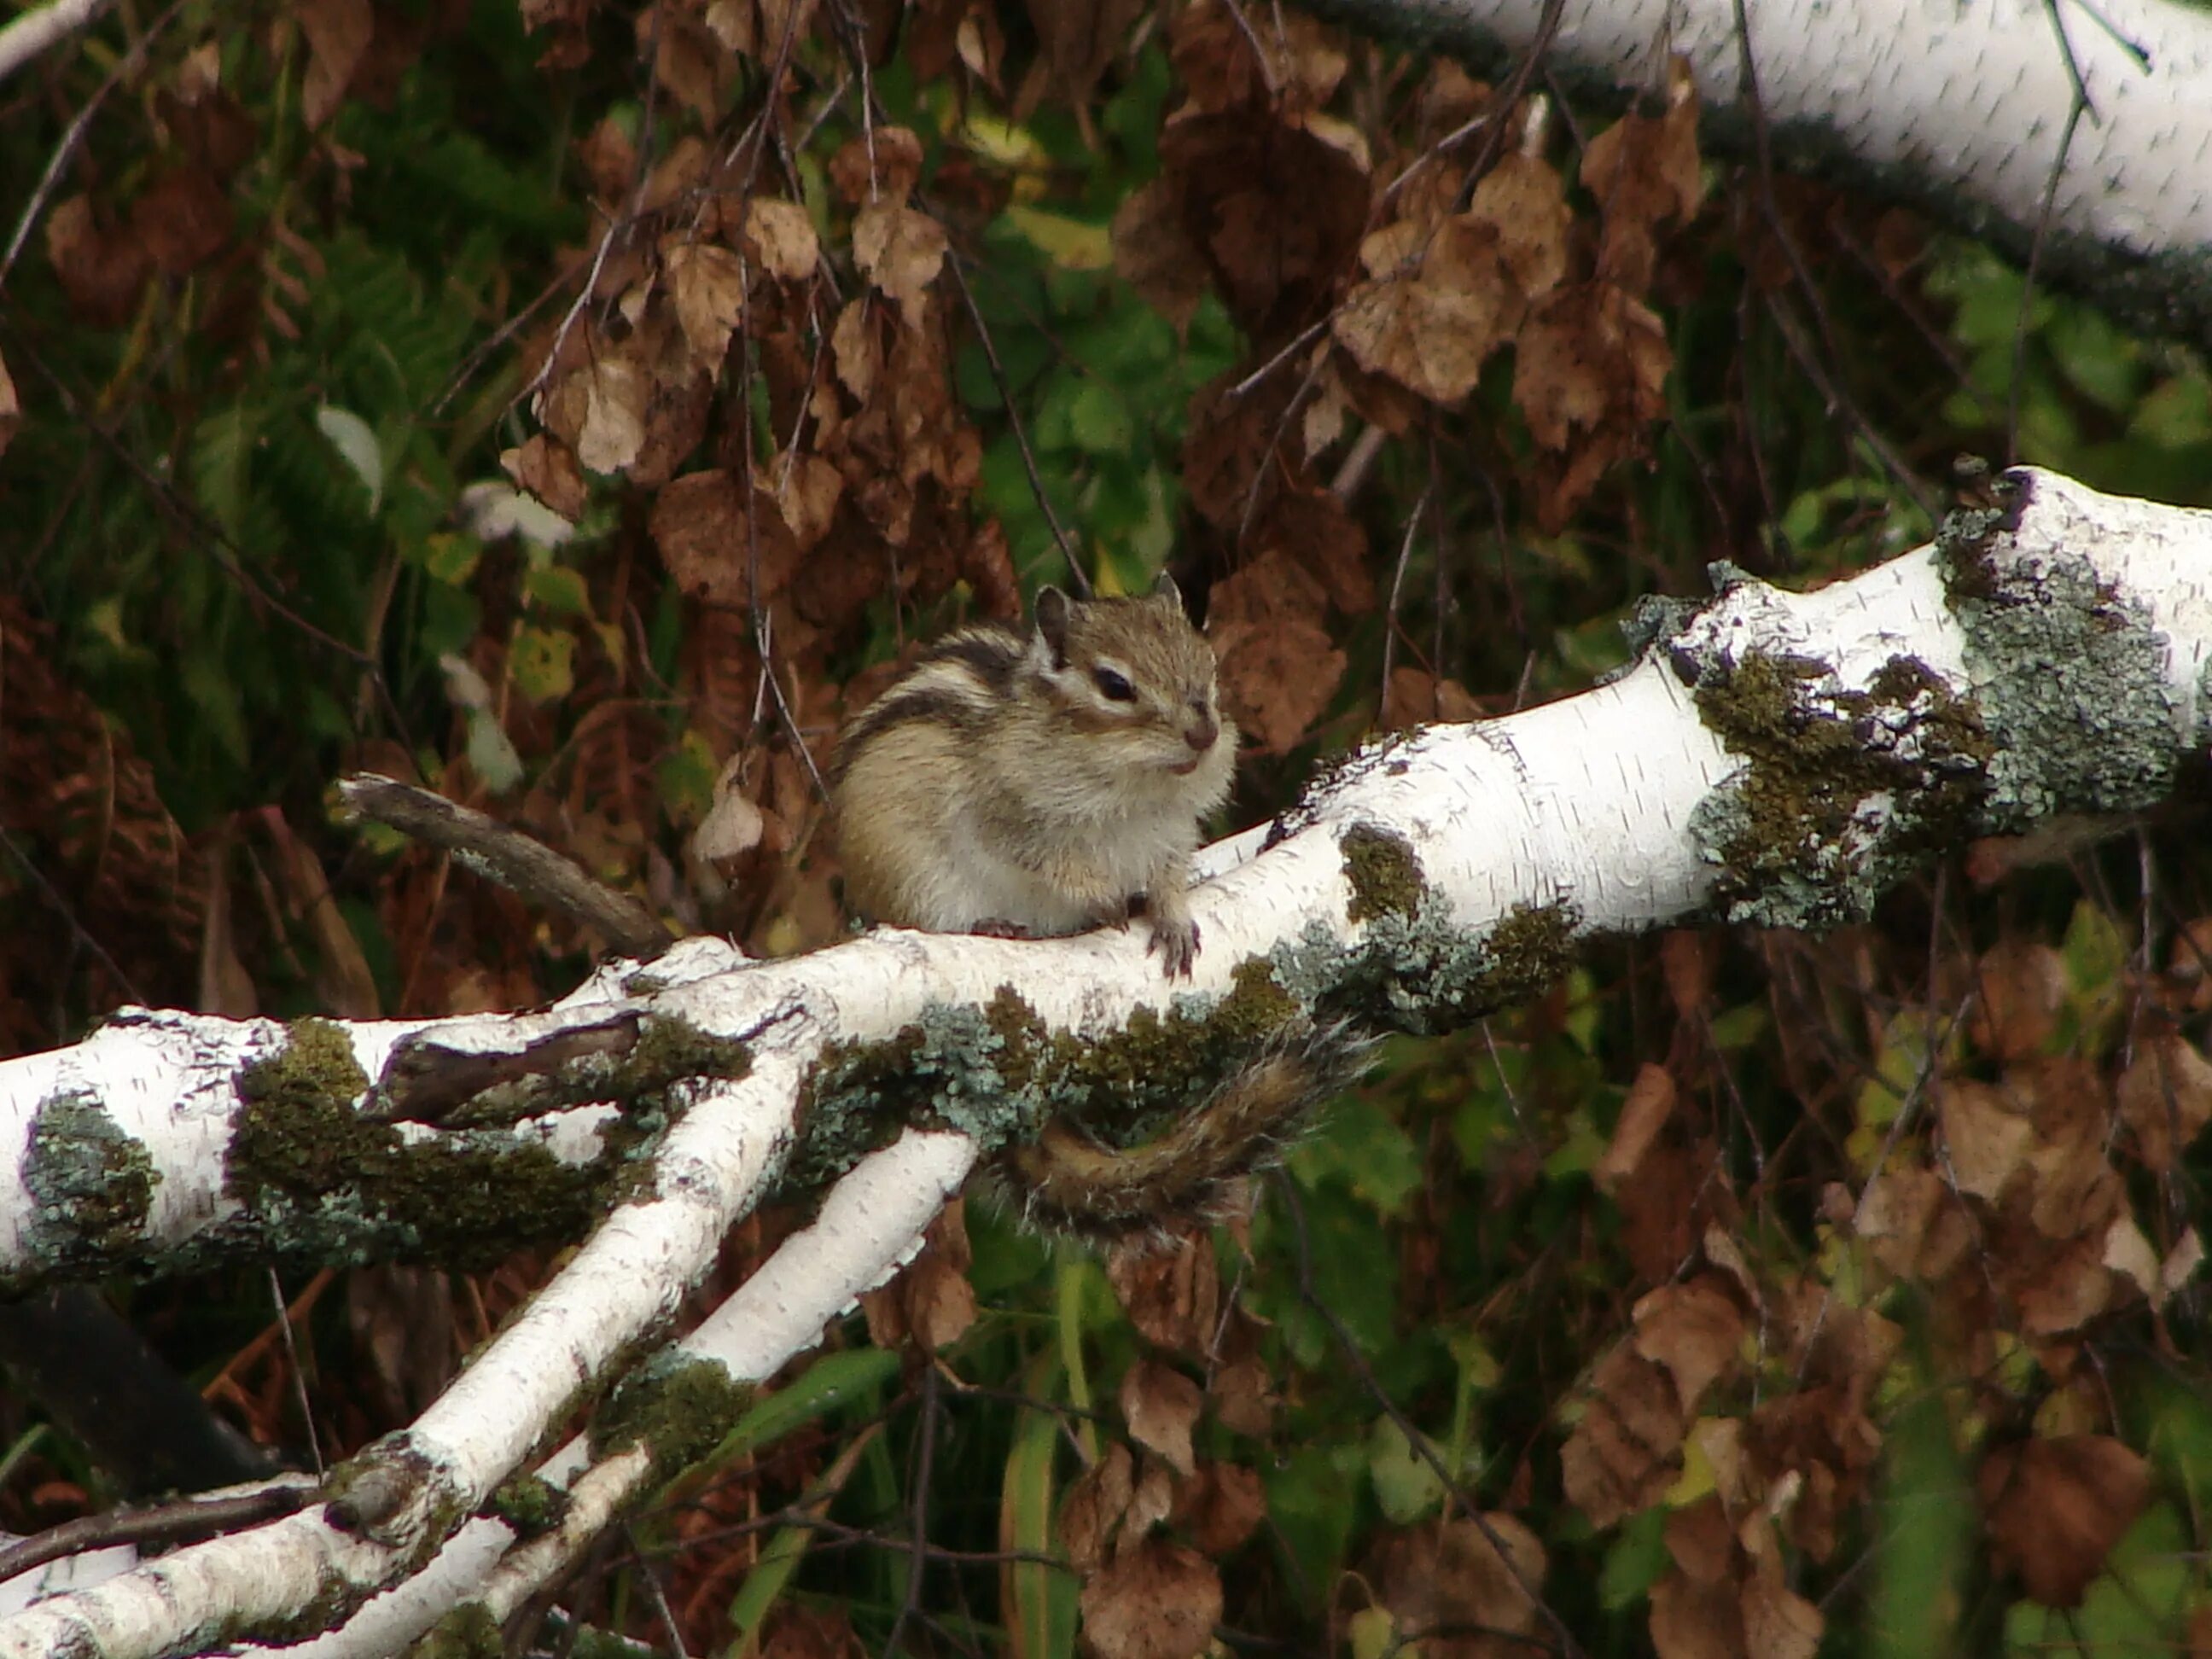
1252 487 1371 614
746 196 820 282
829 125 924 204
859 1202 976 1352
1332 218 1511 404
645 4 731 124
1206 549 1344 753
550 355 648 475
298 0 372 127
1105 1232 1220 1353
1854 1165 1971 1283
1649 1567 1738 1659
692 757 766 864
131 168 232 275
649 469 799 607
0 349 21 463
1176 1463 1265 1557
772 452 844 552
1938 1078 2034 1201
1738 1573 1823 1659
45 196 148 329
1158 110 1371 344
1061 1442 1136 1570
1020 0 1144 108
1580 85 1704 290
1111 180 1211 333
1208 1353 1274 1439
2116 1031 2212 1172
853 200 948 322
1980 1436 2150 1607
1969 938 2067 1059
667 242 748 368
1377 1513 1547 1657
1561 1346 1686 1528
1467 152 1571 300
1596 1064 1676 1195
1630 1276 1743 1417
501 433 587 522
2165 917 2212 1012
830 297 883 404
1120 1360 1202 1478
2014 1231 2122 1337
1077 1538 1223 1659
1381 667 1481 731
1513 282 1671 451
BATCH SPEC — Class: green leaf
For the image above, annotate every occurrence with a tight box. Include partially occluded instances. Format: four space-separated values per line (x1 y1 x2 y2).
509 625 575 702
1004 1349 1079 1659
1598 1505 1669 1610
655 729 719 826
1266 1440 1367 1604
420 533 482 586
1065 379 1136 456
2128 372 2212 449
190 405 257 538
524 563 591 616
1367 1416 1447 1523
721 1347 901 1461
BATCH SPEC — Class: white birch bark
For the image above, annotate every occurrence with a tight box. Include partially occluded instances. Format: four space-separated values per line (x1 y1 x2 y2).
1 467 2207 1656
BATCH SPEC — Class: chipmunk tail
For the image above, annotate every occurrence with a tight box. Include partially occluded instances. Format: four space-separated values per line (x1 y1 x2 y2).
992 1022 1372 1246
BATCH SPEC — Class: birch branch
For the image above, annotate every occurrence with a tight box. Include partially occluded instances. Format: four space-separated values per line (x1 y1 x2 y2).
1 468 2206 1655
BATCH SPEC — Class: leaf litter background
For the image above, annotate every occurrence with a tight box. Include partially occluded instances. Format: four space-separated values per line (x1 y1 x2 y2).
2 0 2211 1651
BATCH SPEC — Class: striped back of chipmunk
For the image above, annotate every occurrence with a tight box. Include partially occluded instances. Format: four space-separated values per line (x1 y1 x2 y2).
826 625 1028 786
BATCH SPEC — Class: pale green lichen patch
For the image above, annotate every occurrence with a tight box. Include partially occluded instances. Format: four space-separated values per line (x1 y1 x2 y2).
1687 648 1996 928
20 1091 160 1272
794 999 1025 1194
591 1350 755 1483
1341 822 1427 923
220 1018 646 1273
1938 513 2180 827
1281 895 1582 1036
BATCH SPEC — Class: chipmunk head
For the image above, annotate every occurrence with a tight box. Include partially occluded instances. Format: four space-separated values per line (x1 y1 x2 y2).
1027 575 1234 786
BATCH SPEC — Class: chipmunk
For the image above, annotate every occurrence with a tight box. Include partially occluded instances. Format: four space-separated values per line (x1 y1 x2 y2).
830 574 1235 977
832 578 1359 1241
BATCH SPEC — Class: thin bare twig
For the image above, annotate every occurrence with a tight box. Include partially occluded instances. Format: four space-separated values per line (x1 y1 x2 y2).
1277 1180 1582 1659
946 251 1087 592
0 0 190 289
2007 0 2101 463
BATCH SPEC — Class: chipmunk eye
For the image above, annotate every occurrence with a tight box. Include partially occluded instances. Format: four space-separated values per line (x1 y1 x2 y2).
1091 666 1138 703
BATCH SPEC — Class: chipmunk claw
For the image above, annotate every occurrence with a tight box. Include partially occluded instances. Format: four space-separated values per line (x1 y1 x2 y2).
1147 917 1201 979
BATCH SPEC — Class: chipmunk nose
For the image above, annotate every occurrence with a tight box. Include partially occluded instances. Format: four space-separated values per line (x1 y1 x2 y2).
1185 713 1218 751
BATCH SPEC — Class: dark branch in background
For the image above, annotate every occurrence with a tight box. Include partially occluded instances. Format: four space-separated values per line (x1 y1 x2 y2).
0 0 190 287
338 773 674 959
946 251 1089 596
1726 0 1937 527
2007 0 2098 464
0 1477 313 1587
1452 0 1569 201
0 1289 290 1502
1276 1179 1582 1659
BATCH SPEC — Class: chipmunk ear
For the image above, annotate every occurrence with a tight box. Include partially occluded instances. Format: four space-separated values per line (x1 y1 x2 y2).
1034 586 1073 667
1150 572 1185 613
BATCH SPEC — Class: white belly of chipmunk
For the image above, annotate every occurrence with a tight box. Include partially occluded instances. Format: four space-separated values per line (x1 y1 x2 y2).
917 795 1196 938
